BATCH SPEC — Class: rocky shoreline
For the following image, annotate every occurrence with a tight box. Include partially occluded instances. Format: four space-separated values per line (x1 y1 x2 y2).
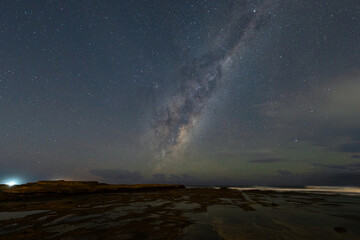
0 183 359 240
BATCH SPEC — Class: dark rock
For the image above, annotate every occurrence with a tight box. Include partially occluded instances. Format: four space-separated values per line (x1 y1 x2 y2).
334 227 347 233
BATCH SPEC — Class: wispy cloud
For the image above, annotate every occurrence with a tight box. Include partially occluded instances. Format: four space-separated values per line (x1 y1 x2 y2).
332 143 360 153
248 158 286 164
90 169 143 184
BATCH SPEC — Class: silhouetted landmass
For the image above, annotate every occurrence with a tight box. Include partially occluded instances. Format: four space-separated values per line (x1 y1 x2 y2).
0 181 184 201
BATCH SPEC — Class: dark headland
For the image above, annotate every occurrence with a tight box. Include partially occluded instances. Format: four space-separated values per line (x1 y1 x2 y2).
0 180 185 201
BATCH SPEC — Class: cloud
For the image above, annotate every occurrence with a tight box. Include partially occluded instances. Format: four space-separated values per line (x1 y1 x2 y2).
168 174 198 184
303 171 360 186
275 162 360 186
257 74 360 147
277 170 294 177
248 158 286 164
271 165 360 186
312 162 360 171
312 163 347 170
151 173 199 184
90 169 143 184
152 173 166 182
333 143 360 153
325 172 360 185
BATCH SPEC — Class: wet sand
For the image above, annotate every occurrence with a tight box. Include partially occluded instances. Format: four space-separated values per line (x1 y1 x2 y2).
0 188 360 239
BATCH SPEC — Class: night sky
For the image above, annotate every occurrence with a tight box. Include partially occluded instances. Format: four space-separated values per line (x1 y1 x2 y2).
1 0 360 186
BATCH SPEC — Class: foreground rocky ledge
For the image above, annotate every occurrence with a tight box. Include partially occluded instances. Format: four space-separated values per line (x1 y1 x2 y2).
0 181 185 201
0 187 359 240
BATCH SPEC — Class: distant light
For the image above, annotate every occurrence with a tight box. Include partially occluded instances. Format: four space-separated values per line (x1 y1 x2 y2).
6 181 17 186
2 178 24 187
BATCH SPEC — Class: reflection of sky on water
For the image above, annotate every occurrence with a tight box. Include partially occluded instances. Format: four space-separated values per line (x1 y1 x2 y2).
181 192 360 240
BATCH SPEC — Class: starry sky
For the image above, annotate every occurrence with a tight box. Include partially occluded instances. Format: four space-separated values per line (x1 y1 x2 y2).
1 0 360 186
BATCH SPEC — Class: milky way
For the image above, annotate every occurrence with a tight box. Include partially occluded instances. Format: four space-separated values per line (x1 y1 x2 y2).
150 1 279 164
